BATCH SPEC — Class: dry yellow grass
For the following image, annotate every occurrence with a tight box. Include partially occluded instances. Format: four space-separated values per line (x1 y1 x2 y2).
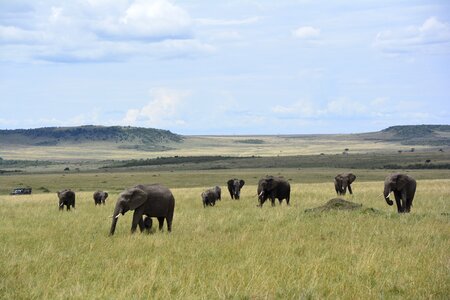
0 179 449 298
0 135 435 160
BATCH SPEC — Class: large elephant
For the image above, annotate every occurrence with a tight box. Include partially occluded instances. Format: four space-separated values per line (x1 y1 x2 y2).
93 190 108 205
334 173 356 195
109 184 175 236
57 189 75 211
257 176 291 207
227 178 245 199
201 186 221 207
384 173 416 213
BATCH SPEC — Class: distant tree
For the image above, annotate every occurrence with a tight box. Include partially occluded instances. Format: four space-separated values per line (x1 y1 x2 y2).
64 167 70 171
344 148 349 152
398 150 402 154
425 159 431 163
411 148 415 152
439 148 444 152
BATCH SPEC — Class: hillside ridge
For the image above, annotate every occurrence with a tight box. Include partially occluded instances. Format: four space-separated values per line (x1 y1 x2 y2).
0 125 182 146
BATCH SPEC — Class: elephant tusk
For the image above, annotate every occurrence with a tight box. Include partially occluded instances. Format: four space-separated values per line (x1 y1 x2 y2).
258 191 264 197
115 214 120 219
59 203 64 207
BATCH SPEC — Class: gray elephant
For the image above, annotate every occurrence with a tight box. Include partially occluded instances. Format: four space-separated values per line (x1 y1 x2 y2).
257 176 291 207
110 184 175 236
334 173 356 195
57 189 75 211
143 216 153 233
201 186 221 207
384 173 417 213
227 178 245 199
93 190 108 205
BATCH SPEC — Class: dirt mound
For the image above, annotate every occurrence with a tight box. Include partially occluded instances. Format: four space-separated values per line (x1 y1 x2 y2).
305 198 379 213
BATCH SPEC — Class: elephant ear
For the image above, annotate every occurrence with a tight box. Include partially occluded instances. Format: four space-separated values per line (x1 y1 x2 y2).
227 180 234 189
239 180 245 188
348 174 356 184
126 188 147 210
395 174 408 190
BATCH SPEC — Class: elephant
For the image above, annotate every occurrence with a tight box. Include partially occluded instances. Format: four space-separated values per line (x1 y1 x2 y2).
109 184 175 236
143 216 153 233
227 178 245 199
93 191 108 205
383 173 417 213
334 173 356 195
57 189 75 211
257 176 291 207
201 186 221 207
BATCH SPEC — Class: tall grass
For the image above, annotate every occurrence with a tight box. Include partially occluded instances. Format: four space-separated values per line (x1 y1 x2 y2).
1 179 449 299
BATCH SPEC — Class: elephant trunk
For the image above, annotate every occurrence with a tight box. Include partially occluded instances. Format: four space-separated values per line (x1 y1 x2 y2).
384 185 394 206
109 205 122 236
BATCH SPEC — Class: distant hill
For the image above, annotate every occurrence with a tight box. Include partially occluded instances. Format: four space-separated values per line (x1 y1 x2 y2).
359 125 450 146
0 126 182 146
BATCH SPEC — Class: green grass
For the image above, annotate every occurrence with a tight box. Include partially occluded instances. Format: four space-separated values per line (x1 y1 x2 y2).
1 167 450 195
1 177 449 299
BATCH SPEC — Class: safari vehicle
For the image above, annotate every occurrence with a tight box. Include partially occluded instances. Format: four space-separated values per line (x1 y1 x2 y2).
10 188 32 195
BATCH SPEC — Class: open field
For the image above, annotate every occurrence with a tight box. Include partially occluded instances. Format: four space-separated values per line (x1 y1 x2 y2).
1 134 447 161
1 178 449 299
1 127 449 298
1 167 450 195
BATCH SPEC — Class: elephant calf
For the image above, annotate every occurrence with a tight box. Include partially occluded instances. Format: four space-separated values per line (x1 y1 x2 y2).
57 189 75 211
93 190 108 205
227 178 245 199
334 173 356 195
201 186 221 207
143 216 152 233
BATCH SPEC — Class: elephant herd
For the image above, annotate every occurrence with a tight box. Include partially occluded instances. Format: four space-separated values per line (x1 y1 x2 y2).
55 172 417 236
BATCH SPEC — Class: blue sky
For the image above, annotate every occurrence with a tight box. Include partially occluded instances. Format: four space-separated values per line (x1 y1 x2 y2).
0 0 449 134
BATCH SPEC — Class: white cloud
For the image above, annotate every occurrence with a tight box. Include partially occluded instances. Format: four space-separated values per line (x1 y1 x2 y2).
122 88 188 127
272 99 317 117
271 96 428 120
96 0 192 40
292 26 320 39
0 0 213 63
374 17 450 55
196 17 260 26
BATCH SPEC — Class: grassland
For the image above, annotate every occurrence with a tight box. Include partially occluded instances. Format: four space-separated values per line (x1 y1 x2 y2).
1 127 449 298
1 134 446 161
1 170 449 299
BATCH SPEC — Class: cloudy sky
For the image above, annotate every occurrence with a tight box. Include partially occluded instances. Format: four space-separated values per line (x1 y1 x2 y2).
1 0 449 134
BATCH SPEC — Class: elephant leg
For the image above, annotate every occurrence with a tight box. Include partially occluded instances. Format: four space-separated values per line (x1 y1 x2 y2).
270 197 275 207
394 191 403 213
131 210 143 233
166 217 172 232
400 190 410 213
286 196 290 206
138 218 144 232
66 204 70 211
348 184 353 195
404 199 411 213
157 217 165 231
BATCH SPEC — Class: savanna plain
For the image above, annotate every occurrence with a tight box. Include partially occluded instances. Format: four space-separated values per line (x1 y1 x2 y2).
1 134 450 299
